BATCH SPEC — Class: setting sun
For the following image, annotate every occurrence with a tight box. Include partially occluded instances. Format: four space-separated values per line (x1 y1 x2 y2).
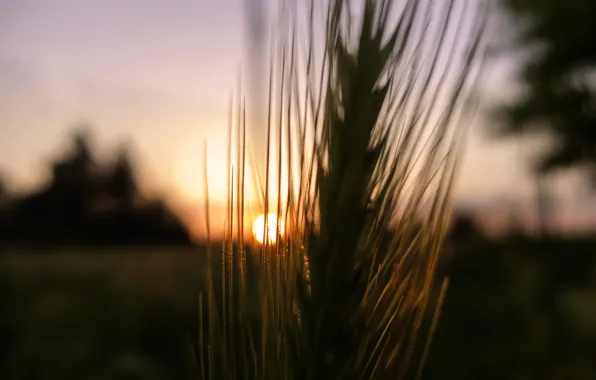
253 213 284 244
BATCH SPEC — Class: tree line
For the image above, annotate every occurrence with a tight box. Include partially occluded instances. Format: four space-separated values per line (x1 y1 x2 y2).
0 127 193 249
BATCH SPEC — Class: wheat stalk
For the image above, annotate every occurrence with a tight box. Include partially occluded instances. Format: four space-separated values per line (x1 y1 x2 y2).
195 0 488 379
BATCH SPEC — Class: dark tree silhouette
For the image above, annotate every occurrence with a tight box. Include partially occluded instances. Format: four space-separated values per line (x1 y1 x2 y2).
49 128 99 239
448 211 483 243
105 143 138 211
0 175 6 205
496 0 596 180
0 173 8 247
1 126 193 249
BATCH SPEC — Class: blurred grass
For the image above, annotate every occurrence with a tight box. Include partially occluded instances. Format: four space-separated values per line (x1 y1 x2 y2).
0 249 206 380
1 236 596 380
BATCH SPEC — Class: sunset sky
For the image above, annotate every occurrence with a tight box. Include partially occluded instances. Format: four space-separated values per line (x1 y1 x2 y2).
0 0 593 233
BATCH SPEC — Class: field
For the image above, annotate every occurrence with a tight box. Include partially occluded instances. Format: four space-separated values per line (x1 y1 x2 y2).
1 236 596 380
0 249 206 380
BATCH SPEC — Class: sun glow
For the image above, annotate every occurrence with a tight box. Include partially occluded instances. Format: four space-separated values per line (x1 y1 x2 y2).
253 213 284 244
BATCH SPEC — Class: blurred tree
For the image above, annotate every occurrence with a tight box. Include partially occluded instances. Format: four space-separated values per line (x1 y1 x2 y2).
448 211 484 243
6 125 193 248
497 0 596 180
49 128 99 238
0 175 6 204
0 173 8 247
105 144 138 211
51 128 97 192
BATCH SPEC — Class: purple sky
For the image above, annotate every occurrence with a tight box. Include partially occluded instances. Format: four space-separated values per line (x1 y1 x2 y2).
0 0 591 231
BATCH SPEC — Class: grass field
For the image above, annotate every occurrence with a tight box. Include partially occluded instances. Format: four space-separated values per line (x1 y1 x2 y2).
2 238 596 380
0 249 207 380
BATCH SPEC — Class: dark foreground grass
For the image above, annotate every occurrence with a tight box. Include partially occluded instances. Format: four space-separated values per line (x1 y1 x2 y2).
0 249 206 380
1 236 596 380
